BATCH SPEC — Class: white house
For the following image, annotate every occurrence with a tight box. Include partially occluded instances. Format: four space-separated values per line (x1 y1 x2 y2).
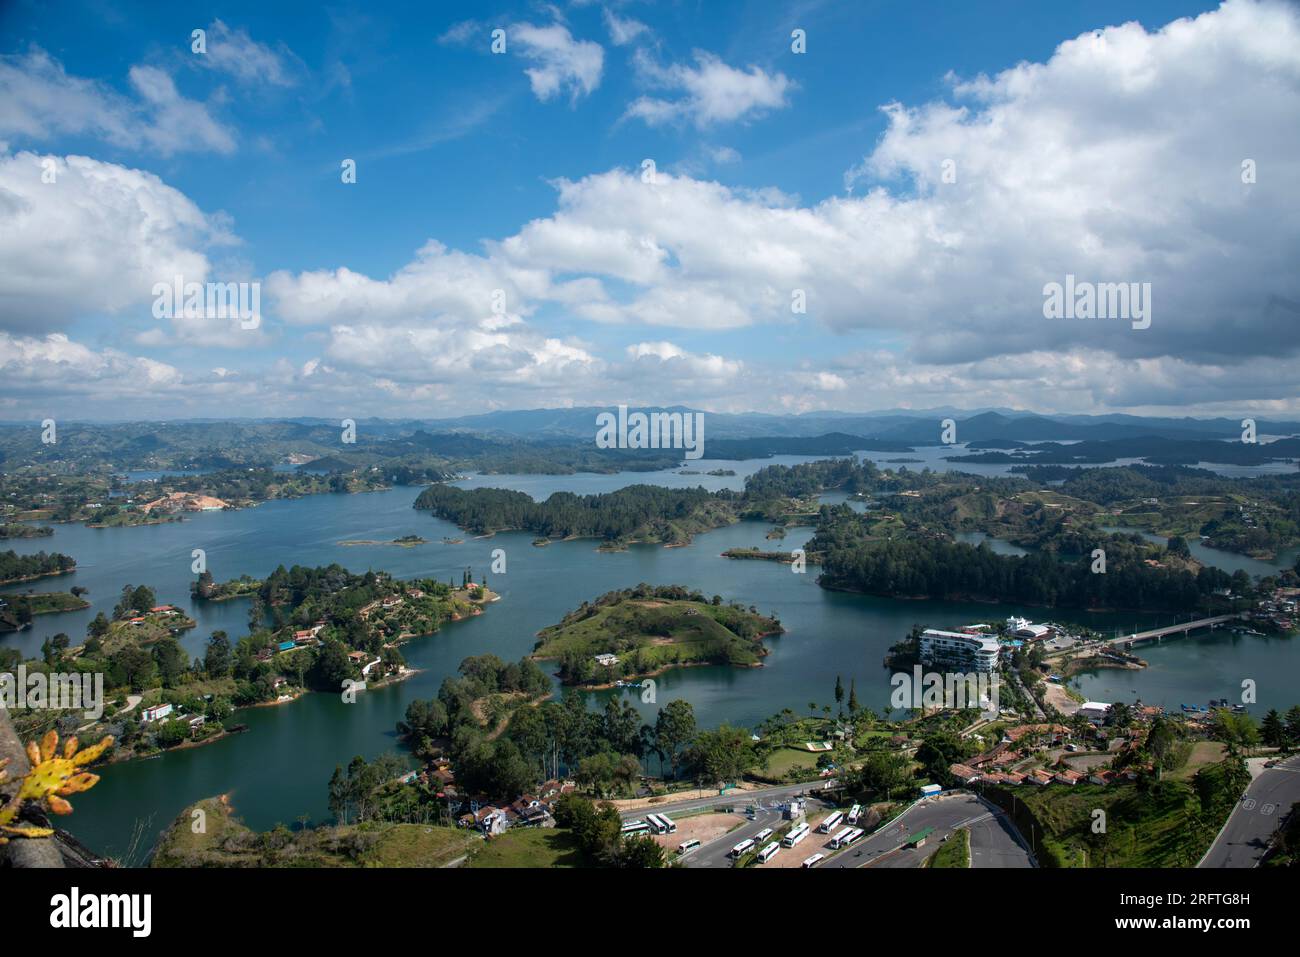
140 703 173 723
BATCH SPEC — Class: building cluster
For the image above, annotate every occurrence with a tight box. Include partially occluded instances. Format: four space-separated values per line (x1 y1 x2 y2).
1252 588 1297 633
949 715 1159 790
444 772 577 836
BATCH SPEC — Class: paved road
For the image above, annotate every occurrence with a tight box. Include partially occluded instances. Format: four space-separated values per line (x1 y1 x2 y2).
1199 754 1300 868
821 793 1034 869
618 780 836 824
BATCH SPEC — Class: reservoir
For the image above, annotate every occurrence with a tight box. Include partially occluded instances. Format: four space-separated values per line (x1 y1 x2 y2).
1 460 1294 862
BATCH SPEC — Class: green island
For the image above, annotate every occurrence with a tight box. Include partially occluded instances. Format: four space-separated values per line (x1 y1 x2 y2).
338 534 428 547
0 522 53 539
0 549 77 585
0 590 90 631
531 585 782 686
1 566 497 763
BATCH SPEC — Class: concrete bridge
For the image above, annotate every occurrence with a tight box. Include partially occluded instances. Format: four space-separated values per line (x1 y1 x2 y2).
1104 614 1242 649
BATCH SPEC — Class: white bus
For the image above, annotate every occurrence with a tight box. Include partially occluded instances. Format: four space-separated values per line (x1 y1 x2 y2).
847 804 862 825
782 822 811 847
828 826 855 849
677 839 701 855
643 814 667 834
801 853 825 868
730 838 756 859
656 813 677 834
621 820 651 836
754 827 774 844
842 827 865 847
756 842 781 864
816 811 844 834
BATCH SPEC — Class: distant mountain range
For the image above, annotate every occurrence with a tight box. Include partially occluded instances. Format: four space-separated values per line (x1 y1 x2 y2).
361 407 1300 444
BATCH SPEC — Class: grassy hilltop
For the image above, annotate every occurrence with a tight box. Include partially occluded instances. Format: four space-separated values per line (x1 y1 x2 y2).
532 585 782 685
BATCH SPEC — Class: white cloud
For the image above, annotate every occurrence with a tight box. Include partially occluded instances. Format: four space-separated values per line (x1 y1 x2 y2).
0 332 183 397
0 49 236 155
603 8 649 46
195 19 297 87
0 151 229 334
626 50 793 127
624 340 744 382
511 22 604 103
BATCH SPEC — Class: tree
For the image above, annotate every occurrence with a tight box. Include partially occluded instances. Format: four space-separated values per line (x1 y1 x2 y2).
851 749 912 802
204 631 232 678
616 834 666 868
654 699 696 780
834 675 845 716
87 612 110 639
110 646 157 692
1262 709 1286 749
154 718 190 748
848 679 860 716
152 636 188 688
308 639 354 691
685 724 755 787
1285 706 1300 749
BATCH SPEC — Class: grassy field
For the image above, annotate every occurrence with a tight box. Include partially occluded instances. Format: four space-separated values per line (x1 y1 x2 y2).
753 747 826 782
926 827 970 868
152 797 476 867
466 827 596 868
1167 741 1227 781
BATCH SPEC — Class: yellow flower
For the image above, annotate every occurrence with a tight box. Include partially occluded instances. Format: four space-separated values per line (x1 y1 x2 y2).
0 731 112 843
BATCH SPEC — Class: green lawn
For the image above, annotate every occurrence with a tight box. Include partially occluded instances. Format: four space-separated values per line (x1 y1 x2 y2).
754 747 825 782
360 824 476 867
466 828 597 868
926 828 970 868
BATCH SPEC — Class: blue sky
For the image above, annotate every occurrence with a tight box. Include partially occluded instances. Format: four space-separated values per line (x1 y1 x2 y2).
1 0 1296 419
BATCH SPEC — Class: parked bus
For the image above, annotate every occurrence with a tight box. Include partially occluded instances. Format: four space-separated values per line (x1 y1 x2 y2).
754 827 774 844
782 822 811 847
842 827 865 847
643 814 668 834
756 842 781 864
847 804 862 825
816 811 844 834
677 839 702 855
828 827 855 849
620 820 651 836
730 838 756 859
656 813 677 834
801 853 825 868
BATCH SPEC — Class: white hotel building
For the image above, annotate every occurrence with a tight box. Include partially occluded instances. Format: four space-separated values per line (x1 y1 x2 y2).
919 629 1001 674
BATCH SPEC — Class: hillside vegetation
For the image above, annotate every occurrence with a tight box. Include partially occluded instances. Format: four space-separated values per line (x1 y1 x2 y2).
533 585 782 685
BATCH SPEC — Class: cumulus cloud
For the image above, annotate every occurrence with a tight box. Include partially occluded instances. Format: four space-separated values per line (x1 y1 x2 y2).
0 332 183 401
0 49 236 155
511 22 604 103
626 50 793 127
0 151 229 333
